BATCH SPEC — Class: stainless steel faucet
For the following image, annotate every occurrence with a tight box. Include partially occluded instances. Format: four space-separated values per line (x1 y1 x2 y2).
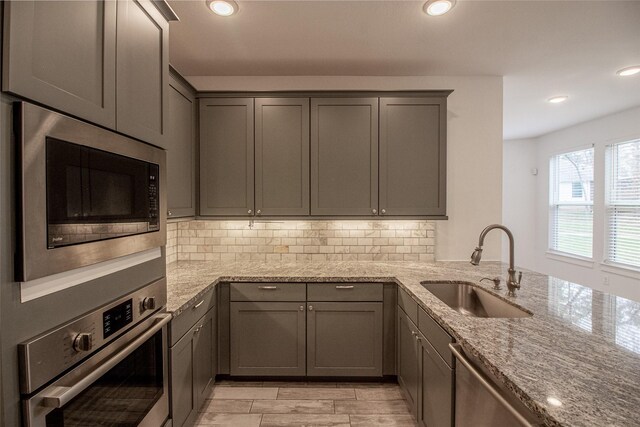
470 224 522 297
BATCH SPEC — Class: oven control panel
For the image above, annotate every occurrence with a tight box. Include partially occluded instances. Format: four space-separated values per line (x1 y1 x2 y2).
17 278 167 395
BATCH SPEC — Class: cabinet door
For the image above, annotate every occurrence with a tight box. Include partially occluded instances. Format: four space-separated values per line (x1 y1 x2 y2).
255 98 310 216
310 98 378 216
417 335 454 427
200 98 255 216
116 0 169 147
230 302 305 376
2 0 116 127
379 97 447 216
167 75 196 217
170 324 198 427
397 308 419 416
307 302 383 377
194 309 216 410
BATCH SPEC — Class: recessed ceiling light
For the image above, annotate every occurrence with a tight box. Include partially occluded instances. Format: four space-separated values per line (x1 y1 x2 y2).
424 0 456 16
548 96 569 104
207 0 238 16
616 66 640 77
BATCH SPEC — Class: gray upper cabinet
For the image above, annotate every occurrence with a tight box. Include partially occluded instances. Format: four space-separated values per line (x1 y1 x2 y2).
2 0 117 127
311 98 379 216
116 0 169 148
167 72 196 217
379 97 447 216
255 98 310 216
200 98 255 216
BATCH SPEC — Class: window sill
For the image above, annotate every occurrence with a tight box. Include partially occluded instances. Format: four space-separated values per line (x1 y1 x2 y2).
545 251 595 268
600 262 640 280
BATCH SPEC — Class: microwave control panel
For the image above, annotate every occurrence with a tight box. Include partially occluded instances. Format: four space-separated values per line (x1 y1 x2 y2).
148 163 160 230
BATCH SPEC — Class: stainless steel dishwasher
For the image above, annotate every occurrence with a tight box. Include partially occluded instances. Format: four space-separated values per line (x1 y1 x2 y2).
450 344 543 427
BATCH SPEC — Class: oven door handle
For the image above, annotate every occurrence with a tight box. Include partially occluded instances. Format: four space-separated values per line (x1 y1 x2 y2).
41 313 172 409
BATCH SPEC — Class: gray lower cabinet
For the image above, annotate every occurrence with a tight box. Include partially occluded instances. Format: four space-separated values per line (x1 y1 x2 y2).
116 0 169 148
230 302 306 376
199 98 255 216
417 332 454 427
167 72 197 217
379 97 447 216
255 98 310 216
170 307 216 427
397 307 420 414
310 98 379 216
306 302 383 376
2 0 117 128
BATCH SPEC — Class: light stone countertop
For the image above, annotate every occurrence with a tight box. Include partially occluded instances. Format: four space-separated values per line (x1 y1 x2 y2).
166 260 640 427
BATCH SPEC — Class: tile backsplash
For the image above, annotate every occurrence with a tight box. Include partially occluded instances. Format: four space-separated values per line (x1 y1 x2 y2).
166 219 435 264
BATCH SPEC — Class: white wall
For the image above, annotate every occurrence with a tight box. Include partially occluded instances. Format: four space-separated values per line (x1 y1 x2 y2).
533 106 640 302
189 75 505 261
502 139 538 271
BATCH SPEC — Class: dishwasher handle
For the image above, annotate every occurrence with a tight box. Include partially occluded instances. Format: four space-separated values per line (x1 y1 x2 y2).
449 343 535 427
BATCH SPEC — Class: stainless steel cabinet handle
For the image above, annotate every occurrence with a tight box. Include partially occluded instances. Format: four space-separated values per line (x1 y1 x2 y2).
247 209 253 215
449 344 535 427
258 285 278 290
41 314 171 409
167 210 172 216
308 305 314 311
381 209 386 215
299 305 304 311
372 208 377 214
193 300 204 309
411 331 417 337
256 209 262 215
335 285 355 289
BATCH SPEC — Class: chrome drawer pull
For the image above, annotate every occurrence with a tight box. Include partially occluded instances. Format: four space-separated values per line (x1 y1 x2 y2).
193 300 204 309
258 286 278 290
335 285 355 289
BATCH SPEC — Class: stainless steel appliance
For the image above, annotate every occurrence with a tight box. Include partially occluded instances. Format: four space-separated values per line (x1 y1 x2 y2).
19 279 170 427
16 101 166 281
450 344 542 427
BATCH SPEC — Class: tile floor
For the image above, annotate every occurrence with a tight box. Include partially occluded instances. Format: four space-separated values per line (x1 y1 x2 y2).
194 380 418 426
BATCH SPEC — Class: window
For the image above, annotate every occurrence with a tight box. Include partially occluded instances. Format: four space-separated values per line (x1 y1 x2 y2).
605 139 640 268
549 147 594 258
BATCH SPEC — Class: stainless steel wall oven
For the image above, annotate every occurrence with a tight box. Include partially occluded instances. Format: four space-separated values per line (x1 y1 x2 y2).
16 102 166 281
19 279 170 427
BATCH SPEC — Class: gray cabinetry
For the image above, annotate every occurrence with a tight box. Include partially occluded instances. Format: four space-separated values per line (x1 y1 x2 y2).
2 0 117 127
310 98 379 216
397 307 419 414
199 98 254 216
170 307 215 427
230 302 306 376
417 331 454 427
116 0 169 148
306 302 383 377
167 71 196 217
379 97 447 216
255 98 310 216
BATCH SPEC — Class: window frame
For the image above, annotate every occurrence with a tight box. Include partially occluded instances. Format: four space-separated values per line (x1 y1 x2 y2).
548 145 595 260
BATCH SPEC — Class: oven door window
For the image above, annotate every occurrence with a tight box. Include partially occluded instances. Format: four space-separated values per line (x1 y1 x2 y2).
44 330 164 427
46 137 159 248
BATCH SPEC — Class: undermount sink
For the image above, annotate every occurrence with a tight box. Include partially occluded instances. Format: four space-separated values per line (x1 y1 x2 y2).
421 282 532 318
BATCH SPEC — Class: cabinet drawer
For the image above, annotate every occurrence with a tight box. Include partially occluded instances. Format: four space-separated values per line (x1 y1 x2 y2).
398 287 418 324
170 287 215 346
418 307 454 368
230 282 306 302
307 283 383 302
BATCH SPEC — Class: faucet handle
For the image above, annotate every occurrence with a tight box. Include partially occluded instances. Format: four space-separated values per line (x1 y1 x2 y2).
480 277 502 290
517 271 523 286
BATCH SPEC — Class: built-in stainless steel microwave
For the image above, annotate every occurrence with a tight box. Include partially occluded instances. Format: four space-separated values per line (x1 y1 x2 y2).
16 102 166 281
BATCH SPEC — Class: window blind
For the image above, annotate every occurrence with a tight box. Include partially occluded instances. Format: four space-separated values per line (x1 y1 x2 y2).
549 148 594 258
606 139 640 268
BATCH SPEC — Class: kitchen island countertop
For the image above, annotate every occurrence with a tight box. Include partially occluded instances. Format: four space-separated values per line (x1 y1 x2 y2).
166 260 640 427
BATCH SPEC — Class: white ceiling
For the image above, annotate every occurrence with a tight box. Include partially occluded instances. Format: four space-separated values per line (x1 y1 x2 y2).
168 0 640 139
